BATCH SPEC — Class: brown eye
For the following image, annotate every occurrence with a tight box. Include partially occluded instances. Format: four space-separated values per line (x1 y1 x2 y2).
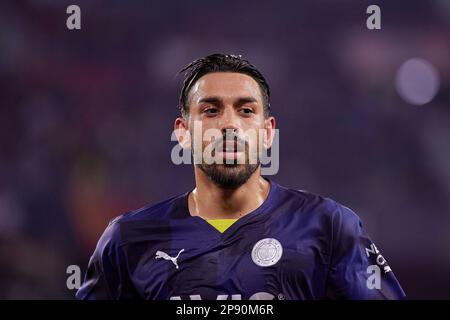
240 108 254 115
204 108 218 115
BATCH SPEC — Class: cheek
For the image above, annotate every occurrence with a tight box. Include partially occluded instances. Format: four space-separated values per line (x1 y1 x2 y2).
240 131 260 157
243 116 265 129
189 118 217 134
244 122 265 140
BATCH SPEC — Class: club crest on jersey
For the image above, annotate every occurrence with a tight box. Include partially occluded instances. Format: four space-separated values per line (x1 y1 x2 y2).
251 238 283 267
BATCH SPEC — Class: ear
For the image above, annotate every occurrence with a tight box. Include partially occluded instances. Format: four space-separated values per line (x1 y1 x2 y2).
174 117 191 149
263 116 276 149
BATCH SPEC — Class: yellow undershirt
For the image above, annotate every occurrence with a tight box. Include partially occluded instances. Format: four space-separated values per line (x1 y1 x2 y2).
207 219 238 233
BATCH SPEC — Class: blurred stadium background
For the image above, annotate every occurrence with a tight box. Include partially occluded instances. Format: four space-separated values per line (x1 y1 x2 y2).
0 0 449 299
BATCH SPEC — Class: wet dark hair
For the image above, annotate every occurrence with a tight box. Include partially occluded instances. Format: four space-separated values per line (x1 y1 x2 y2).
178 53 271 118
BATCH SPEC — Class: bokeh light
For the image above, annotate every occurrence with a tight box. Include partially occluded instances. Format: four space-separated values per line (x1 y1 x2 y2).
395 58 440 106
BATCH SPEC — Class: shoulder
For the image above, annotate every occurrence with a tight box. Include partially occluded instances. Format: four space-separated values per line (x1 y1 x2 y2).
98 192 188 247
113 192 187 224
274 181 362 229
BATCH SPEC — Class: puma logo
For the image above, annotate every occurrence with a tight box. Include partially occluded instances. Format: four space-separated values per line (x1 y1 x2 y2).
155 249 185 269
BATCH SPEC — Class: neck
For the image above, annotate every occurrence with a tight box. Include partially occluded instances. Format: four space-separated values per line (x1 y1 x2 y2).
188 167 271 220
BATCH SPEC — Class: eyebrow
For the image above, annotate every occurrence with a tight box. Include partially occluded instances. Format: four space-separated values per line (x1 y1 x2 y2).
197 96 258 105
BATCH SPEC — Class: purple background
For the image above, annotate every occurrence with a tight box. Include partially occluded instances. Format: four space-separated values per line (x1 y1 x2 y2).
0 0 449 298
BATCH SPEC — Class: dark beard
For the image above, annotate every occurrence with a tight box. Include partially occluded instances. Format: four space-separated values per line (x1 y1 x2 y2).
198 162 259 189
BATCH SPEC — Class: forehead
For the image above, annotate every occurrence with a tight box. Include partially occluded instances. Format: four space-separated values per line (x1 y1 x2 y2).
189 72 263 104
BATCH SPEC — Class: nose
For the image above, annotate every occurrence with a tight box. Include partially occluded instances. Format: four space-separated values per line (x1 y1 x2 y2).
219 106 239 135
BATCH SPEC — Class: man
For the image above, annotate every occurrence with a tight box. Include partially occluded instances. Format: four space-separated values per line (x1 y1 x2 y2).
76 53 405 300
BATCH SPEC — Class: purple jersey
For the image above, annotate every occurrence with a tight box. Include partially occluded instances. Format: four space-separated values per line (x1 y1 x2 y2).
76 179 405 300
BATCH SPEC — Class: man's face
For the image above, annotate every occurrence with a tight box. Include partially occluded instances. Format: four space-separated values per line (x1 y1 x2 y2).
182 72 274 189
